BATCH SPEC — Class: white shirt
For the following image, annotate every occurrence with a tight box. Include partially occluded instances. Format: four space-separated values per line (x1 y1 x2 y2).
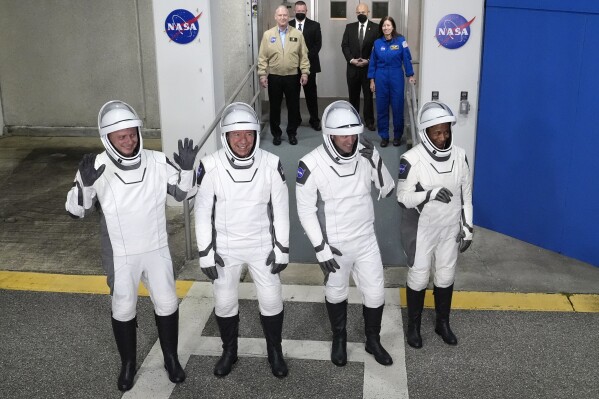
358 20 370 40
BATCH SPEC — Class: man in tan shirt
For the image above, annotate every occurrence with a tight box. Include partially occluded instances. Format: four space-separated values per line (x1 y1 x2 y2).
258 5 310 146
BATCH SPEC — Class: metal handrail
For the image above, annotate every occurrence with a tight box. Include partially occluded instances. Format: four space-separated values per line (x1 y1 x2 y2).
194 62 259 151
182 61 260 260
407 81 419 147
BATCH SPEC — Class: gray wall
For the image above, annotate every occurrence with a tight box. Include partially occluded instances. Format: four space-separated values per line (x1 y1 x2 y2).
220 0 255 105
0 0 159 133
0 0 253 135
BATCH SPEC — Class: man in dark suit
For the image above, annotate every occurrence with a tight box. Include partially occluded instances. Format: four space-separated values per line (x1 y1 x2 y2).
290 1 322 131
341 3 378 131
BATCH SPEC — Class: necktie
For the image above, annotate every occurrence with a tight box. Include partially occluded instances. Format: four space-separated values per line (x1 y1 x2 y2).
359 24 364 51
298 23 302 31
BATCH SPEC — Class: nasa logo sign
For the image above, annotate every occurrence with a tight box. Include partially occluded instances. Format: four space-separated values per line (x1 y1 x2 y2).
165 9 202 44
435 14 475 49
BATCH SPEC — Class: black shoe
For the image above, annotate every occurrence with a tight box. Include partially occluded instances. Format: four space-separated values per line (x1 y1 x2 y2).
406 286 426 349
310 121 322 131
363 305 393 366
112 317 137 392
155 310 186 383
380 139 389 148
214 314 239 376
434 285 458 345
289 136 298 145
393 138 402 147
260 311 288 377
273 136 282 146
326 299 347 367
367 123 376 131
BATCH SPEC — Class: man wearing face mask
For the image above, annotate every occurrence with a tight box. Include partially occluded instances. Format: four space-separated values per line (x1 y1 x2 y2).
341 3 378 131
289 1 322 131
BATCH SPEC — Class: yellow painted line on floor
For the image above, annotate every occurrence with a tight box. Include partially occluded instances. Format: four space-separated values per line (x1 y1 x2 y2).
2 271 599 313
399 288 599 313
569 294 599 313
0 271 193 299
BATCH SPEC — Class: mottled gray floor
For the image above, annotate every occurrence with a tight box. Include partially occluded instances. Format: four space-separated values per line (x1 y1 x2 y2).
172 356 364 399
1 290 598 398
402 309 599 399
0 290 159 399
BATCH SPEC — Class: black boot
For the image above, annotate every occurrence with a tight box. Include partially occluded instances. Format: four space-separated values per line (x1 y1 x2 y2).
363 305 393 366
406 286 426 348
155 309 186 383
260 310 288 377
214 313 239 376
325 299 347 366
434 284 458 345
111 317 137 392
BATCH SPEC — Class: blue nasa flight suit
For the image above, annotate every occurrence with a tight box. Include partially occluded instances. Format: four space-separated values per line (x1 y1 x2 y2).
367 36 414 141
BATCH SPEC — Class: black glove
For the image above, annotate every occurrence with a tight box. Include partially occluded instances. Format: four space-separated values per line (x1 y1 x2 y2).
432 187 453 204
459 239 472 253
173 138 199 170
78 153 106 187
266 250 288 274
201 266 218 280
317 245 342 285
359 136 376 168
456 225 473 253
201 253 225 281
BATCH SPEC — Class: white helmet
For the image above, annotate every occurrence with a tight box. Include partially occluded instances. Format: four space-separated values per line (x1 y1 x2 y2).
220 102 260 167
321 100 363 164
97 100 143 166
418 101 456 159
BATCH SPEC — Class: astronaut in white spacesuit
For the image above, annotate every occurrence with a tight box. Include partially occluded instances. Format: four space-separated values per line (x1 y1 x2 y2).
65 100 198 391
397 101 473 349
194 102 289 378
296 100 395 367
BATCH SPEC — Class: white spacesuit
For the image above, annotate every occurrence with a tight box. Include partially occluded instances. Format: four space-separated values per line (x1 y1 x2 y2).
194 102 289 378
296 100 395 367
397 101 473 349
65 100 196 390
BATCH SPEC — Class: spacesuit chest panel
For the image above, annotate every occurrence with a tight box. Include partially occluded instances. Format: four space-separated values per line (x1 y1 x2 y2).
95 151 169 256
314 148 375 242
415 147 462 226
212 151 272 251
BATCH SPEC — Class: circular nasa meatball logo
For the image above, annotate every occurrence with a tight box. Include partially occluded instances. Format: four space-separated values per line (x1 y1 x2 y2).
435 14 475 50
165 9 200 44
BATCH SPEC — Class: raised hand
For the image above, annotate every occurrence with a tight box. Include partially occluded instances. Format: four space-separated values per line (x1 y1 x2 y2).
78 153 105 187
173 138 199 170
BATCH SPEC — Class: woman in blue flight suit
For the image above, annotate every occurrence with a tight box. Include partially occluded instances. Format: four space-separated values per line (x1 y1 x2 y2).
368 16 416 147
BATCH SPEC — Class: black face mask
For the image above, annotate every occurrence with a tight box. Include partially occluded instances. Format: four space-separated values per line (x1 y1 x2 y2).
295 13 306 21
357 14 367 23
